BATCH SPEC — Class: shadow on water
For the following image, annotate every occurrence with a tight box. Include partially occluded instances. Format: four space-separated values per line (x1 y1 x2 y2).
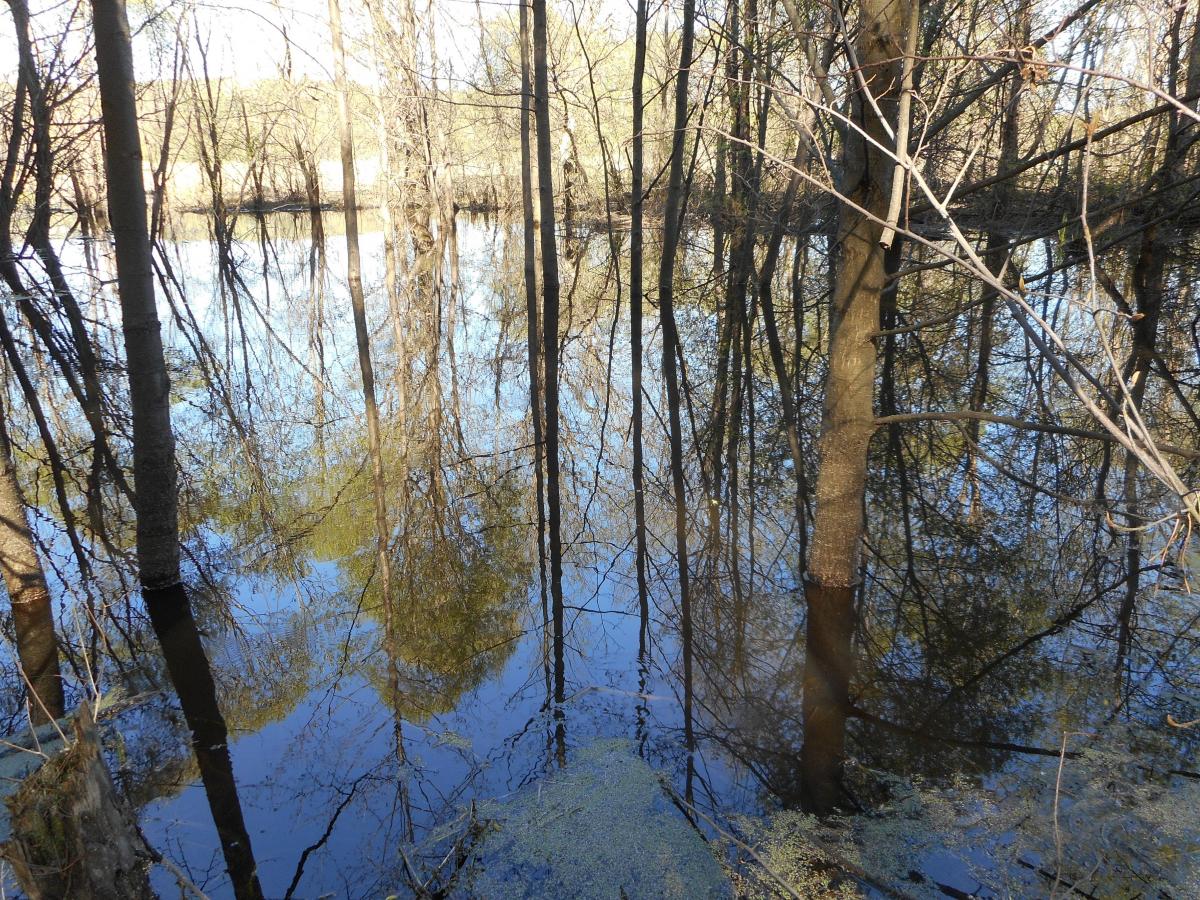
144 585 263 900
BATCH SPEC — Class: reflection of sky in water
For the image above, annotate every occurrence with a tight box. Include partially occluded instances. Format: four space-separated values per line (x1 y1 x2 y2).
12 212 1198 897
104 212 737 896
139 537 715 896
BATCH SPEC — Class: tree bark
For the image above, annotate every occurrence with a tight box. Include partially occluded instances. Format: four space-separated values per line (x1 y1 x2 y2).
90 3 264 896
90 0 180 591
0 395 63 724
801 0 911 816
3 710 151 899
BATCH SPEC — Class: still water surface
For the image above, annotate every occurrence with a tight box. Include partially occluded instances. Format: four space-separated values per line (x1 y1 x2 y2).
10 210 1197 897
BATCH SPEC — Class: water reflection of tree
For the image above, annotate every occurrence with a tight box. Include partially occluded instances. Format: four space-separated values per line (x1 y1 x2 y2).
691 469 1088 805
303 448 530 720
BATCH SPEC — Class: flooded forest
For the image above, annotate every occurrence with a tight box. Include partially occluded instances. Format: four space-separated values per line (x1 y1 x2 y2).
1 0 1199 895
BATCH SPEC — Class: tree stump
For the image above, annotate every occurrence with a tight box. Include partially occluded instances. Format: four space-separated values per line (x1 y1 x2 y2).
2 710 152 899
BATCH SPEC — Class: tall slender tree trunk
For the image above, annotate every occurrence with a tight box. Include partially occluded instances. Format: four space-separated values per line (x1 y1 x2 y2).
89 3 263 896
0 395 63 724
519 0 551 668
801 0 911 816
530 0 566 746
90 0 179 591
656 0 698 799
328 0 395 641
631 0 650 658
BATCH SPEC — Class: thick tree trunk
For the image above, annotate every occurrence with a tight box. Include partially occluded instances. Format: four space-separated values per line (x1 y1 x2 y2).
0 396 63 724
3 710 151 899
801 0 911 816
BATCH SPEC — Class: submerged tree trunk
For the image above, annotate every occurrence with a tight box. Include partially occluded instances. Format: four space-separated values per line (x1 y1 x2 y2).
90 3 264 897
0 395 63 724
3 710 151 899
328 0 395 640
531 0 566 741
656 0 698 799
519 0 550 675
801 0 911 816
631 0 650 656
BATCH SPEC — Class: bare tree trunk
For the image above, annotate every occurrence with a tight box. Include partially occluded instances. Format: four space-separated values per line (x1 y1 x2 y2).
89 0 180 591
656 0 698 800
801 0 911 816
531 0 566 750
631 0 650 657
90 4 264 896
328 0 395 642
0 395 63 724
519 0 550 665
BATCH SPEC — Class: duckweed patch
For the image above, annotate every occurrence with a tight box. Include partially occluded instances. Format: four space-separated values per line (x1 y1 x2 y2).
459 739 731 899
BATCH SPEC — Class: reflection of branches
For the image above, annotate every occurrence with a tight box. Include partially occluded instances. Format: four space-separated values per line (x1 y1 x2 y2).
398 805 486 899
283 770 372 900
755 56 1200 531
875 410 1200 461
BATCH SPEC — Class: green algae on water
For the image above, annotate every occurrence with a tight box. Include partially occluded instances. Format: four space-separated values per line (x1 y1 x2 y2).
459 739 732 899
